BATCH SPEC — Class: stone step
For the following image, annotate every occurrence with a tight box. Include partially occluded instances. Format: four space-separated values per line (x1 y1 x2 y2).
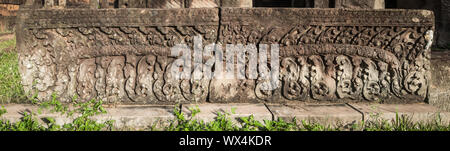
0 103 448 130
0 104 177 130
181 103 273 124
347 103 450 124
266 103 362 126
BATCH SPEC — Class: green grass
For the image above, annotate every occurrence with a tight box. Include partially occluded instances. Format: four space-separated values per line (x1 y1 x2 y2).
0 38 26 104
159 105 450 131
0 96 114 131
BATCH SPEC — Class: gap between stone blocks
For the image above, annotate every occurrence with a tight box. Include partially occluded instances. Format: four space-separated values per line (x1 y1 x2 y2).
2 103 448 129
179 102 450 125
179 102 365 125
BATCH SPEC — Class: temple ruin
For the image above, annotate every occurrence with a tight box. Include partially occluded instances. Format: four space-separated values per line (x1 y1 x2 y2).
5 0 443 105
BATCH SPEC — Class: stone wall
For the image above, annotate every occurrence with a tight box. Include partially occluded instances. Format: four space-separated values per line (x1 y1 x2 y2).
253 0 449 47
0 0 25 5
15 6 434 104
2 0 449 46
0 1 19 32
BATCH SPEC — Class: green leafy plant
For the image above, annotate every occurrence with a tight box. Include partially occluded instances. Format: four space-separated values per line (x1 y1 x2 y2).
0 111 46 131
0 105 7 116
0 96 114 131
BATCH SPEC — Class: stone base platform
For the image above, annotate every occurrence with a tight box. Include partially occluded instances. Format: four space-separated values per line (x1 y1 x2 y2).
1 103 448 130
430 50 450 111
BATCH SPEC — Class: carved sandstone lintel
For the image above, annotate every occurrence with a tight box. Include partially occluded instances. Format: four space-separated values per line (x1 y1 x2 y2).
16 8 434 104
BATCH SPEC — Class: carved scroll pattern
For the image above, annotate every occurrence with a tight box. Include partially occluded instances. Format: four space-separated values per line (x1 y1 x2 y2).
18 24 432 103
219 24 431 103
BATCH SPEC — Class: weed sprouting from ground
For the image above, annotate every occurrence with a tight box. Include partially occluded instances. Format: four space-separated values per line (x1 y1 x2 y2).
166 105 240 131
0 94 114 131
160 106 450 131
1 96 450 131
362 113 450 131
0 105 6 116
0 38 115 131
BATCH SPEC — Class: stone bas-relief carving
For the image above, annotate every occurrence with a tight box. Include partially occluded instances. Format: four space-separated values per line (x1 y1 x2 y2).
16 8 434 104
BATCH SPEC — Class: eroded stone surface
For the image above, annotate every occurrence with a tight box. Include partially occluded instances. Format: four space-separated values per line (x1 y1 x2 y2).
335 0 385 9
92 105 176 130
187 0 219 8
428 50 450 111
1 103 448 129
0 104 176 130
348 103 450 123
221 0 252 7
15 8 434 104
146 0 183 8
267 103 362 126
216 8 433 103
181 103 273 123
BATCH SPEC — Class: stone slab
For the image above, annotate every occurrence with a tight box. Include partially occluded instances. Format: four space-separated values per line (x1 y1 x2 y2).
181 103 273 124
335 0 385 9
348 103 450 124
266 103 363 126
0 104 176 130
0 0 25 5
92 105 176 130
146 0 183 8
221 0 252 7
430 51 450 111
314 0 331 8
187 0 219 8
15 8 434 104
0 104 73 125
2 103 449 130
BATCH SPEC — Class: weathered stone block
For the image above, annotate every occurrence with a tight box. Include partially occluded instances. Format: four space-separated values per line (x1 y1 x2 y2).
65 0 90 8
0 0 25 5
0 16 15 31
221 0 252 7
182 103 273 124
16 8 220 104
216 8 434 104
0 3 18 31
335 0 385 9
118 0 148 8
89 0 98 8
0 4 19 16
147 0 183 8
98 0 117 8
92 105 176 130
348 103 450 123
430 51 450 111
43 0 54 8
314 0 331 8
15 8 434 104
267 103 363 126
186 0 219 8
0 104 176 130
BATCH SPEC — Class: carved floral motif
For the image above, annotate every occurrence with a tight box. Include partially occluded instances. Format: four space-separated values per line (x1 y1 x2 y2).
17 8 433 104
